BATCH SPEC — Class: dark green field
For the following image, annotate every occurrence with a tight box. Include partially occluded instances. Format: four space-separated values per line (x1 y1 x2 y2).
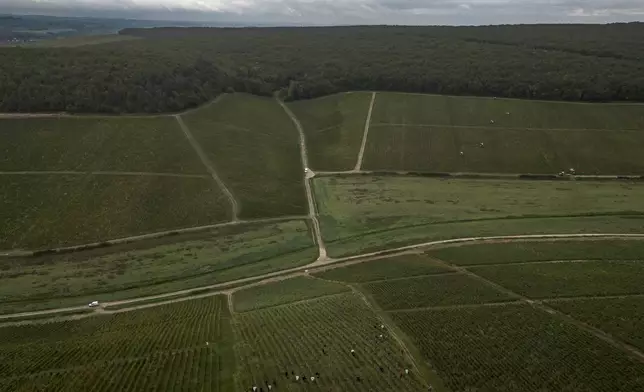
288 92 372 171
181 94 307 219
0 175 230 249
0 116 205 173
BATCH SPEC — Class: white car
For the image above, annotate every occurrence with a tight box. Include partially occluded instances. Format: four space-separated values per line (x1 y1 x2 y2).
304 167 310 173
88 301 99 308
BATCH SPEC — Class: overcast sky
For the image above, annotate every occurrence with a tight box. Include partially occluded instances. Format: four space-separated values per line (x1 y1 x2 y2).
3 0 644 25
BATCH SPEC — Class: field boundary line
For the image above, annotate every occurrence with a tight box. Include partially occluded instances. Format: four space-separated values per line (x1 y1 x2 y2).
463 258 644 268
540 293 644 303
354 92 376 171
175 114 240 221
431 256 644 363
234 291 350 314
0 171 209 179
388 300 525 313
357 271 462 284
370 122 644 133
0 215 308 257
276 97 328 261
3 234 644 322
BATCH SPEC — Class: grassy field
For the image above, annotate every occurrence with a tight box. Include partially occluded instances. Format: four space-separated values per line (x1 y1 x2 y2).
0 220 315 314
287 92 372 170
181 94 307 219
233 293 427 391
428 239 644 266
316 253 451 283
469 260 644 298
314 176 644 255
0 116 205 173
547 297 644 350
391 303 644 392
233 276 349 312
0 174 230 249
0 296 235 391
371 92 644 130
364 274 514 310
24 34 141 48
363 125 644 174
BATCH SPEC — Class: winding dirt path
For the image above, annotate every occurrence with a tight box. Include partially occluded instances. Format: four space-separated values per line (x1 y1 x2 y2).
175 115 240 221
354 92 376 171
3 233 644 324
276 98 328 261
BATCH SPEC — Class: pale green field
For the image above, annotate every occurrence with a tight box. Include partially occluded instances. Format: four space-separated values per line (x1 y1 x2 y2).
314 176 644 257
371 92 644 130
288 92 372 170
0 220 315 314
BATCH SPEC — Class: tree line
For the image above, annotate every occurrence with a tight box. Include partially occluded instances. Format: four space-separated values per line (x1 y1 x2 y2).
1 24 643 113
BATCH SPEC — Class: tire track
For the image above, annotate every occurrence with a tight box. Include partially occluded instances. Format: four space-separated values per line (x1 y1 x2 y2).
175 114 240 221
354 92 376 171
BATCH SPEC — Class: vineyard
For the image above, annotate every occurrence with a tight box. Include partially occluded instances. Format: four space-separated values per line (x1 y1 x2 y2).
232 276 350 312
288 92 372 171
0 219 315 315
364 273 515 310
0 174 230 249
428 239 644 266
0 116 206 173
547 297 644 351
180 93 307 219
469 260 644 298
315 253 451 283
232 293 427 392
0 296 235 391
391 304 644 391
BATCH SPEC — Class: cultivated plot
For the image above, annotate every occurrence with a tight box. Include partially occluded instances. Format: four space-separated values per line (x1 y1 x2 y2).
363 125 644 174
314 176 644 249
371 92 644 130
287 92 373 171
547 297 644 351
316 253 451 283
233 293 426 391
181 94 307 219
0 116 205 173
233 276 350 312
0 174 231 249
428 239 644 266
391 304 644 392
469 260 644 298
364 273 513 310
0 296 235 391
0 220 315 314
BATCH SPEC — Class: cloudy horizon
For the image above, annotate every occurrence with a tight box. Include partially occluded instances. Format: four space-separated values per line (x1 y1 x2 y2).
2 0 644 25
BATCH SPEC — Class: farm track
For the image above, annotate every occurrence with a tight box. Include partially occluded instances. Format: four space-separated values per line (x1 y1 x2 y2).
175 114 240 221
3 233 644 325
0 171 209 179
429 257 644 363
354 92 376 171
0 215 308 257
276 97 328 261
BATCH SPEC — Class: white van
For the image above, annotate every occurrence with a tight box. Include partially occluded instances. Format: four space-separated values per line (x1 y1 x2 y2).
88 301 99 308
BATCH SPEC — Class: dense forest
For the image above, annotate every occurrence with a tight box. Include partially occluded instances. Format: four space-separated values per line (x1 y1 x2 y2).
1 23 644 113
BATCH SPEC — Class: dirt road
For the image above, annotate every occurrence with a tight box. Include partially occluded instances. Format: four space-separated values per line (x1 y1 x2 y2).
354 92 376 171
2 233 643 323
0 171 209 179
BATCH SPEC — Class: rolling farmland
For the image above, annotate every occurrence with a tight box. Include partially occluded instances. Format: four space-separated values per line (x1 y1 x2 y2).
0 220 315 314
0 174 231 249
428 239 644 266
232 276 350 312
363 273 514 310
0 117 205 173
0 296 235 391
363 93 644 174
469 260 644 298
315 253 451 283
287 92 373 171
391 304 644 392
314 175 644 255
180 94 307 219
233 293 427 391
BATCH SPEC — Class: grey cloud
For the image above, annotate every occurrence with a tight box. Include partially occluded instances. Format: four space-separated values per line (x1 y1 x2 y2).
2 0 643 24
